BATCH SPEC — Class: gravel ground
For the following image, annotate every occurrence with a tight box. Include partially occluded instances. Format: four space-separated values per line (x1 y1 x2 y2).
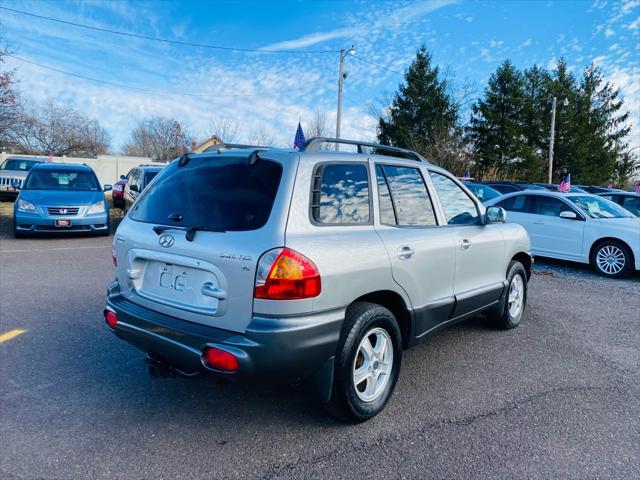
0 199 638 479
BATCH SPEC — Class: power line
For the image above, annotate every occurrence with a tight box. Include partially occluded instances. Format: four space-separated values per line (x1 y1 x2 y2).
6 54 325 98
0 6 340 55
351 55 406 77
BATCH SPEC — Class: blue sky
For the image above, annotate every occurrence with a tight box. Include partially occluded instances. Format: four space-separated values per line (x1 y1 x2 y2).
2 0 639 151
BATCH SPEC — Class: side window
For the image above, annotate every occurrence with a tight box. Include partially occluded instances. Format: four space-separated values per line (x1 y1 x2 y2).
497 195 530 212
375 165 396 225
600 195 614 202
531 196 571 217
490 184 518 194
621 197 640 216
380 165 437 226
312 163 370 224
429 172 481 225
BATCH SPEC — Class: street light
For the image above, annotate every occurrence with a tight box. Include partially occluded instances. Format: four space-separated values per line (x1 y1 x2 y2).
548 96 569 184
335 45 355 149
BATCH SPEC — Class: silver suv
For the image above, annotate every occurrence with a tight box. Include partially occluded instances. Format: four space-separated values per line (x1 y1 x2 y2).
104 138 532 421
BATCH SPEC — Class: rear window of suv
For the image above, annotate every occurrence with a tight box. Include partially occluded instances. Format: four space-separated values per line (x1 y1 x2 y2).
129 156 282 231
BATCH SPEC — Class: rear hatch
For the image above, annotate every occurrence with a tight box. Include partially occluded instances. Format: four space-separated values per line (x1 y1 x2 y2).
113 152 294 333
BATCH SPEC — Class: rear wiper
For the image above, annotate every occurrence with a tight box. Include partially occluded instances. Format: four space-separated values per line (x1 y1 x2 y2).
152 225 225 241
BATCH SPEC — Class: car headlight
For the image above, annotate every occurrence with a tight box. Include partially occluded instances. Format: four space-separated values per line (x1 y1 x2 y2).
17 199 36 212
88 201 105 214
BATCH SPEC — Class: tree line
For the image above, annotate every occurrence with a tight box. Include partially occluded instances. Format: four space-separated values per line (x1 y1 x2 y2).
378 46 637 186
1 44 637 185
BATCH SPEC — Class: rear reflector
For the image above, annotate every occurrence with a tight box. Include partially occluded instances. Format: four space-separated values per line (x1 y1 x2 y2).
254 248 321 300
202 347 238 372
104 310 118 329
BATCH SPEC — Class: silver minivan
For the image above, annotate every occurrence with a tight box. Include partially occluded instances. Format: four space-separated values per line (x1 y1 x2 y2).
105 138 532 421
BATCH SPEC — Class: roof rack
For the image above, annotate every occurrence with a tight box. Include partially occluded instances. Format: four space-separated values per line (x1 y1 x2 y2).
202 143 270 153
300 137 426 162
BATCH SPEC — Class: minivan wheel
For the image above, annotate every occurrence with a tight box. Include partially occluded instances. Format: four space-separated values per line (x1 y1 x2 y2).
486 260 527 330
327 302 402 422
590 240 632 278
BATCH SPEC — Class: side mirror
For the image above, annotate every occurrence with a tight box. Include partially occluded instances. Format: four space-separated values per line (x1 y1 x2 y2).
559 211 578 219
119 175 126 180
130 184 139 192
485 206 507 224
103 184 113 192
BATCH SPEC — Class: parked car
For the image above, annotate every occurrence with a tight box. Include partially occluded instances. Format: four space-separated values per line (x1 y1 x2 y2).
105 138 532 422
123 165 163 212
575 185 623 194
598 192 640 217
462 181 502 203
112 174 128 209
533 183 587 193
0 156 41 200
14 163 112 237
482 180 546 194
486 191 639 278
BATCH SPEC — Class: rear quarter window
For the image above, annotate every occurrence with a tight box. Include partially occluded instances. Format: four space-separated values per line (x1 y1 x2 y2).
311 163 371 225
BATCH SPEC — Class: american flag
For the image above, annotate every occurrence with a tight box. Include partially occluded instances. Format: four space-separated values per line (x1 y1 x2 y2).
293 121 306 149
636 181 640 194
607 180 613 189
461 170 471 181
558 173 571 193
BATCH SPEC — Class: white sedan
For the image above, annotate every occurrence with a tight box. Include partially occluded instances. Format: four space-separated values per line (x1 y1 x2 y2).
486 191 640 278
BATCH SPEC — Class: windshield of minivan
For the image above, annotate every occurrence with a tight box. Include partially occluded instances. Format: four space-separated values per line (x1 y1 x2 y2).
1 159 39 171
24 169 101 191
567 195 632 219
130 156 283 231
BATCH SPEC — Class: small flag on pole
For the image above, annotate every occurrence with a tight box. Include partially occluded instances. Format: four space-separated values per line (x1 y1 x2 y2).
635 181 640 194
607 180 613 189
461 170 471 181
293 121 306 150
558 173 571 193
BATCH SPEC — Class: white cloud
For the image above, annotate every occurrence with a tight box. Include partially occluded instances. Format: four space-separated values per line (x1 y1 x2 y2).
520 38 533 48
605 27 616 37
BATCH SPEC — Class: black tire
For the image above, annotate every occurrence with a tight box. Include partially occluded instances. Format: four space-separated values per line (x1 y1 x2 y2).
590 240 633 278
327 302 402 422
485 260 527 330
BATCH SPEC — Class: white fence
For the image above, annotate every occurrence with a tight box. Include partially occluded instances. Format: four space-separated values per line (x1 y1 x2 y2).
0 153 156 186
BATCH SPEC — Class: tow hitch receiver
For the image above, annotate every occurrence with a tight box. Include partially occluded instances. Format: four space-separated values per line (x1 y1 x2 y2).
145 353 203 379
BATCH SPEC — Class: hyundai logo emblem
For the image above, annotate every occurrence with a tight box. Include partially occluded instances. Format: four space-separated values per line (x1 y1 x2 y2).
59 208 67 214
159 233 175 248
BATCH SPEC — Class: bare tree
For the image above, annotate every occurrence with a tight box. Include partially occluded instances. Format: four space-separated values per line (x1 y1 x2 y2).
0 32 22 144
205 117 239 144
123 116 190 162
8 100 110 156
247 126 275 146
307 110 330 137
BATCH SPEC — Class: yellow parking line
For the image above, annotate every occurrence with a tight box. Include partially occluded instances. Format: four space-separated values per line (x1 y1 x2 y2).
0 329 27 344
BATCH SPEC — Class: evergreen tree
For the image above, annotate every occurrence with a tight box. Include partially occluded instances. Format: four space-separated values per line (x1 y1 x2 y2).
377 46 459 159
467 60 527 178
521 65 552 180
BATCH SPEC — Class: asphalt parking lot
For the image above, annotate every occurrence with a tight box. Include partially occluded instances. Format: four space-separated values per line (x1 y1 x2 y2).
0 201 638 479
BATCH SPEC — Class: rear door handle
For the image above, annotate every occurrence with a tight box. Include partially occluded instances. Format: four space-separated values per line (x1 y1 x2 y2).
460 239 471 250
397 246 415 260
201 282 226 300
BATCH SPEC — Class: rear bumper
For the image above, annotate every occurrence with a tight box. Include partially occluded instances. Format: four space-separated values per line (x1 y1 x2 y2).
105 282 343 385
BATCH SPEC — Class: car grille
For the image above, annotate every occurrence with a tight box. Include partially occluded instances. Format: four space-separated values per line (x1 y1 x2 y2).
0 177 22 186
47 207 81 216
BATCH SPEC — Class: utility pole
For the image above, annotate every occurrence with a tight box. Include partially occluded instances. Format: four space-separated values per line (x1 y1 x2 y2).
335 46 355 150
547 97 557 184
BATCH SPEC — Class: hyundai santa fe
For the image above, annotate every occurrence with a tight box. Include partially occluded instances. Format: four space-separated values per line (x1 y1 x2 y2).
104 138 532 421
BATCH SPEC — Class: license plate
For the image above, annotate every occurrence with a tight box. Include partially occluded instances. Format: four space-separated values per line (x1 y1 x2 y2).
55 219 71 227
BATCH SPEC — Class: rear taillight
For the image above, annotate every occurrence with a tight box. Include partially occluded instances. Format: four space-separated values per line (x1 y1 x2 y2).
254 248 321 300
202 347 238 372
104 310 118 329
